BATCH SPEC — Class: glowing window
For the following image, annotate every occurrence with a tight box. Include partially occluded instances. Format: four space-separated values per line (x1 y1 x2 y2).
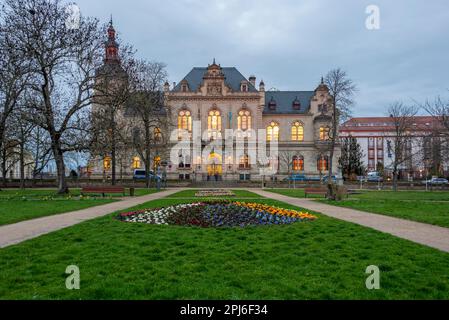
293 156 304 171
178 110 192 132
320 127 330 141
132 157 141 169
292 122 304 141
267 122 280 142
238 110 252 131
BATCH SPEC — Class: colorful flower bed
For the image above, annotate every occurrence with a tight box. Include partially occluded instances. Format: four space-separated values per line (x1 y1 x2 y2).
117 201 316 228
195 190 236 197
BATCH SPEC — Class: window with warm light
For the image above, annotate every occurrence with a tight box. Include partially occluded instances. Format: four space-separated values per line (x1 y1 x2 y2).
238 110 252 131
239 155 251 169
317 155 329 171
320 127 330 141
292 122 304 141
132 157 141 169
153 156 161 169
293 155 304 171
267 122 280 142
178 110 192 132
103 156 112 170
208 110 222 139
154 127 162 142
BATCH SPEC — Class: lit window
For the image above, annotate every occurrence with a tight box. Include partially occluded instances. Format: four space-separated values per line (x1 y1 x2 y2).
292 122 304 141
154 127 162 141
153 156 161 170
178 110 192 132
293 156 304 171
320 127 330 141
132 157 141 169
238 110 252 131
103 157 112 170
317 155 329 172
239 155 251 169
267 122 280 142
208 110 222 140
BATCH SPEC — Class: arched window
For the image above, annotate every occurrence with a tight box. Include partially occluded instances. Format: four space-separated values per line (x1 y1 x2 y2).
103 156 112 170
132 156 141 169
238 110 252 131
267 122 280 142
320 127 330 141
153 156 161 170
154 127 162 142
239 154 251 169
178 110 192 132
292 121 304 141
293 155 304 171
317 155 329 172
208 109 222 140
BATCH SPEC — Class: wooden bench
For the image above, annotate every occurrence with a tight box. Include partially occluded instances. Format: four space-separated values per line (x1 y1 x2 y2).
304 188 328 198
81 186 126 197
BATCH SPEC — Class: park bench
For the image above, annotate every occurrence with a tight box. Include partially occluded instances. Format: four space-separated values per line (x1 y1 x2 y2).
81 186 126 197
304 188 328 198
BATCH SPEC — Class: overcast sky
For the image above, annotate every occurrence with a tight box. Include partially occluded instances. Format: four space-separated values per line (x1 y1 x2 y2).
75 0 449 117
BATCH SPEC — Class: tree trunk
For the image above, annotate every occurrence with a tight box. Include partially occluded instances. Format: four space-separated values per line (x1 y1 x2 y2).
327 99 338 200
53 143 68 194
19 142 25 189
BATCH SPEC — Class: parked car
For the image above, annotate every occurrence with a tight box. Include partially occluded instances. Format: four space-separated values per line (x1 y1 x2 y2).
284 174 320 182
422 178 449 185
367 172 384 182
133 170 161 181
322 175 341 183
284 174 307 182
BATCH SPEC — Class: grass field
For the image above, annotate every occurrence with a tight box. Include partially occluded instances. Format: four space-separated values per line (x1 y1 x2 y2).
0 190 448 300
0 188 159 226
267 189 449 228
0 188 159 199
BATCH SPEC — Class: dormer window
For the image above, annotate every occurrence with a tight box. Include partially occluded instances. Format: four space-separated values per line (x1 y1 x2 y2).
268 97 277 111
180 80 189 93
292 97 301 110
240 81 248 92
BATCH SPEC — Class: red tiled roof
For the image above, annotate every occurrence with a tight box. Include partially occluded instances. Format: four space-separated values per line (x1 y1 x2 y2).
341 116 440 132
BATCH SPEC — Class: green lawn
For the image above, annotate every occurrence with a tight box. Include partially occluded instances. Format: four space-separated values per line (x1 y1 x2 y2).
0 188 159 199
0 188 160 226
266 189 449 228
0 199 116 226
0 191 448 299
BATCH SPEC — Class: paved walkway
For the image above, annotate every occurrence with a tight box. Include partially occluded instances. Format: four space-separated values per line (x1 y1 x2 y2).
0 188 184 249
252 189 449 253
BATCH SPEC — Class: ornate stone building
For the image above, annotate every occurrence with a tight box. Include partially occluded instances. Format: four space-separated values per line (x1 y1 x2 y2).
89 22 340 182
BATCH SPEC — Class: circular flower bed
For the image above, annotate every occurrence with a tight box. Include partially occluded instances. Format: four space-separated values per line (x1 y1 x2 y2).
117 201 316 228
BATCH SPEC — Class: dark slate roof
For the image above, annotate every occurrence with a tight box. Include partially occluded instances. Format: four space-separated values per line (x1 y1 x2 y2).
264 91 314 114
172 67 258 93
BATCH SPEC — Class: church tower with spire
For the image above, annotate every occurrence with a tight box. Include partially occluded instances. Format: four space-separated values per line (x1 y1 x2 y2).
105 17 119 64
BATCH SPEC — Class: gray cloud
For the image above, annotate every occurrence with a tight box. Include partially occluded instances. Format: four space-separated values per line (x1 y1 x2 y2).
75 0 449 116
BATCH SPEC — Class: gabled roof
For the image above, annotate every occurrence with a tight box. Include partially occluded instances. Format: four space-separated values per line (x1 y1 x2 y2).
172 67 258 93
264 91 314 114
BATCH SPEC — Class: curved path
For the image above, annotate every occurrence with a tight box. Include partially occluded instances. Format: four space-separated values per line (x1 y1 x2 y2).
0 188 184 249
252 189 449 253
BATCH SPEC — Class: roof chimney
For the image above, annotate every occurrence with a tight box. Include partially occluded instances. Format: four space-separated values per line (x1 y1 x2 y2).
249 75 256 88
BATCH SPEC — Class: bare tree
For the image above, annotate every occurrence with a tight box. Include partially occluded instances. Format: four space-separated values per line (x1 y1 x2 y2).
0 11 29 189
26 125 52 184
278 150 297 188
2 0 104 193
128 60 170 188
324 68 357 199
422 96 449 168
387 102 420 191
